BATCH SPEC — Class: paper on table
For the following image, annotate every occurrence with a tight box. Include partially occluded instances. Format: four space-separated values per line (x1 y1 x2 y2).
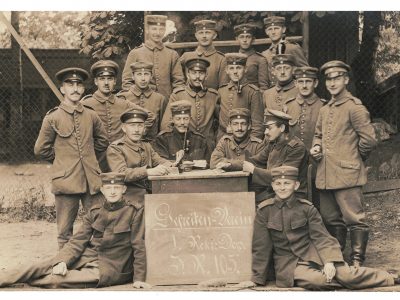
193 160 207 169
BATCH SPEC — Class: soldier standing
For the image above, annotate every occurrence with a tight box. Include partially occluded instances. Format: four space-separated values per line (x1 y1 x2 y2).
34 68 109 249
179 19 229 90
286 66 326 209
83 60 155 171
234 23 270 91
261 16 308 86
217 53 264 141
153 100 211 164
263 54 298 111
310 61 377 267
242 109 307 204
237 166 400 290
161 56 220 148
121 15 185 98
117 61 167 142
107 108 173 205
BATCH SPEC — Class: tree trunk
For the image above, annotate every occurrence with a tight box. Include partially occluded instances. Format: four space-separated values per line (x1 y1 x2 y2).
351 11 382 113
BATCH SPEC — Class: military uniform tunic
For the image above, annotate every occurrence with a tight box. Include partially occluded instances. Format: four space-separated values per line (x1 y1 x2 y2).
152 127 211 162
263 80 298 111
239 48 270 91
179 46 229 90
161 85 220 146
217 82 264 141
312 90 377 190
0 198 146 288
121 40 185 98
251 195 394 289
210 134 264 171
286 93 325 151
262 39 309 86
117 85 167 141
34 102 109 195
249 135 308 202
106 137 168 204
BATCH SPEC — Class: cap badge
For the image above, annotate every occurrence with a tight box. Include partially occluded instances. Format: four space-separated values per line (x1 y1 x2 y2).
111 180 115 184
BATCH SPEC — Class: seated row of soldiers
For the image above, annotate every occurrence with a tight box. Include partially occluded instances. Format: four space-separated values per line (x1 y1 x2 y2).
24 13 381 290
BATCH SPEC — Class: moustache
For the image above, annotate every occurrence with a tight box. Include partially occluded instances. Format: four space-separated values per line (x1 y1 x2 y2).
235 130 245 133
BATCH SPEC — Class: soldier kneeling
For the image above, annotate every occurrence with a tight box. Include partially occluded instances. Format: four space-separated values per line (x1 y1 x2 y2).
0 172 151 289
238 166 400 290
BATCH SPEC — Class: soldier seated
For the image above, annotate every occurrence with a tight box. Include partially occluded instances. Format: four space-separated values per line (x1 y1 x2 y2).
152 99 211 166
237 166 400 290
0 172 151 289
211 108 264 172
107 107 173 205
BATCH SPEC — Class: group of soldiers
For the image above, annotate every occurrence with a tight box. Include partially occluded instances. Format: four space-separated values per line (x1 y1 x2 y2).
1 14 399 290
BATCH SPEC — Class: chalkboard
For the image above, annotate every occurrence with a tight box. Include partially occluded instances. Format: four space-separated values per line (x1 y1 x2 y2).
145 192 255 285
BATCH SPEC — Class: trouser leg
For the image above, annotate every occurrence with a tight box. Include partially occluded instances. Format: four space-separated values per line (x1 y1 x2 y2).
29 266 99 289
319 190 345 227
54 194 80 250
0 259 52 287
293 262 342 290
335 262 394 289
335 187 369 266
81 191 102 212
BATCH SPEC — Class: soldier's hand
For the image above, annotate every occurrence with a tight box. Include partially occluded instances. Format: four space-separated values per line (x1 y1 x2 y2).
310 145 323 161
242 161 255 174
235 280 257 288
216 161 231 170
322 262 336 283
174 150 185 165
52 262 68 276
133 281 152 289
147 164 170 176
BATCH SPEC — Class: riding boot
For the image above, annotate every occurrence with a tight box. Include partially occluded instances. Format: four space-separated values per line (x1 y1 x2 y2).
350 228 369 268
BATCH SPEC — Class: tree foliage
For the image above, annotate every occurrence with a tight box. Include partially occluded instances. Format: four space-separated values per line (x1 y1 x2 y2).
18 12 87 49
79 11 144 59
374 12 400 83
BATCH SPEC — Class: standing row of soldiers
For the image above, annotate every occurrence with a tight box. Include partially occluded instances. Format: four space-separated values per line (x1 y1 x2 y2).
25 14 385 289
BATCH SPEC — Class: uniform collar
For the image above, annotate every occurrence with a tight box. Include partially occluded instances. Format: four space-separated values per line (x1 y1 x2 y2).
273 134 290 151
328 89 351 106
123 136 146 151
227 81 244 91
269 38 286 50
195 45 217 57
186 84 206 97
295 93 319 105
103 199 126 211
60 101 84 114
229 134 251 150
93 90 116 104
130 85 153 97
274 194 297 208
144 40 164 51
239 48 256 56
275 80 295 92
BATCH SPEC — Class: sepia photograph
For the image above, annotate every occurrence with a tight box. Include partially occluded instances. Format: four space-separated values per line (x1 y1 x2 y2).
0 1 400 295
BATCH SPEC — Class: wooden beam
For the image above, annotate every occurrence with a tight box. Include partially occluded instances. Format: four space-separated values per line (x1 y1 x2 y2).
363 179 400 193
0 12 64 103
302 11 309 60
166 36 303 50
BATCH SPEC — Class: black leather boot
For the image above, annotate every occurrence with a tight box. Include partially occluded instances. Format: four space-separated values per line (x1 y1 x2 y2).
326 225 347 252
350 228 369 268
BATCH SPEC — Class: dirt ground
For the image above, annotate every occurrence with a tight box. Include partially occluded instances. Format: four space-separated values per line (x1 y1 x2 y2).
0 189 400 292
